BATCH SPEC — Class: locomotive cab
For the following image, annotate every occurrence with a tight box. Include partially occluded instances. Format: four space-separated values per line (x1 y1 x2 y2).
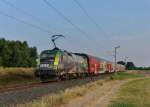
35 48 63 81
35 48 89 82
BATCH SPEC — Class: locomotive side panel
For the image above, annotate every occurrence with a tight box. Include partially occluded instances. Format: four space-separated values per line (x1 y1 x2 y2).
57 51 89 78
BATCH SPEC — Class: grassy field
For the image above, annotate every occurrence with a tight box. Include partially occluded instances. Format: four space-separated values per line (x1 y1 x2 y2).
0 67 38 87
16 72 145 107
109 78 150 107
109 72 145 80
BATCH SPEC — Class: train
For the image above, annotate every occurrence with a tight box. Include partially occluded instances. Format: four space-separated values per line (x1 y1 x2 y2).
35 48 125 82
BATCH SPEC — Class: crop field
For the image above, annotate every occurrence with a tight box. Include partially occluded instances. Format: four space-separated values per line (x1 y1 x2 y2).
0 67 38 88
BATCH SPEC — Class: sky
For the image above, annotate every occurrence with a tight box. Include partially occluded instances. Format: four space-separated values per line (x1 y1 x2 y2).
0 0 150 67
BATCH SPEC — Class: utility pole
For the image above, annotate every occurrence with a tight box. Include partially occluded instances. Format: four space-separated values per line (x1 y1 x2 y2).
114 46 120 75
124 56 129 70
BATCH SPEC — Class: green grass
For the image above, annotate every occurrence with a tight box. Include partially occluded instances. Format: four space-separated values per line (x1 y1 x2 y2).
0 68 38 87
109 78 150 107
109 72 145 80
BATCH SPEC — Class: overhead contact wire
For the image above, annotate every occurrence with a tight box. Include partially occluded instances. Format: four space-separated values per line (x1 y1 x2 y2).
42 0 101 46
73 0 109 38
0 10 53 34
0 0 55 34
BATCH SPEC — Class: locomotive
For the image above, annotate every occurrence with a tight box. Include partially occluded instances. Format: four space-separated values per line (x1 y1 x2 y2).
35 47 125 82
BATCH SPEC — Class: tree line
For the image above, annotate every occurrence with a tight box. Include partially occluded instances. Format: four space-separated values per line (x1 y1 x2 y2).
0 38 38 67
117 61 150 70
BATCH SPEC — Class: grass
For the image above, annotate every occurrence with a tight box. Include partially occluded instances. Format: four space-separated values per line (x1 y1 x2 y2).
109 72 145 80
0 67 38 87
109 78 150 107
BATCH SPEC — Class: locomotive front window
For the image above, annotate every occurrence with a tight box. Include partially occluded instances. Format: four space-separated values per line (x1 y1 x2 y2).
40 50 58 64
40 51 56 58
40 50 61 68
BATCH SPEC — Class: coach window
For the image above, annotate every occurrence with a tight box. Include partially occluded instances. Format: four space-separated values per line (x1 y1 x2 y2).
100 64 103 71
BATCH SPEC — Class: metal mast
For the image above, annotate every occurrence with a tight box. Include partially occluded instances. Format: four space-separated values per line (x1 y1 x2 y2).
114 46 120 74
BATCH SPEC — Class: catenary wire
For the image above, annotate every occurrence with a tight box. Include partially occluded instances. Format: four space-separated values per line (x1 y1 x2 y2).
0 10 53 34
0 0 56 33
0 0 87 50
42 0 101 46
73 0 108 38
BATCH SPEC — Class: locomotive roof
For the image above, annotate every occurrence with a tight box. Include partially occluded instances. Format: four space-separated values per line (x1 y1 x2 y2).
89 55 112 63
41 48 60 52
74 53 113 63
41 49 123 65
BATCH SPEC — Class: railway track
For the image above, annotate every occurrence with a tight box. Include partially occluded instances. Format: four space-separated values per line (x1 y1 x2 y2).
0 74 112 107
0 81 55 94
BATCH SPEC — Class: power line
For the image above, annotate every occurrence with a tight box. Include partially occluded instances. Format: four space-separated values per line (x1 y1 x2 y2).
0 0 55 33
0 0 85 51
0 0 38 21
0 0 87 51
0 0 77 48
0 10 53 34
42 0 100 46
73 0 108 37
0 0 101 51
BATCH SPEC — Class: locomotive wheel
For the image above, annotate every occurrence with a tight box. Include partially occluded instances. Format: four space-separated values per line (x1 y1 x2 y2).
56 76 61 81
65 73 70 80
80 73 83 79
82 73 87 78
40 77 49 83
60 73 70 80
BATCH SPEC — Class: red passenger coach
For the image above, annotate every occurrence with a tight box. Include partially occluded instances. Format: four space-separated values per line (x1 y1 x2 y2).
106 62 113 73
86 54 115 75
87 55 100 75
73 53 124 78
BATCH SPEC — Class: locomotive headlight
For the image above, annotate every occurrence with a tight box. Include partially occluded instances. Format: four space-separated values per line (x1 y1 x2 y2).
40 64 49 68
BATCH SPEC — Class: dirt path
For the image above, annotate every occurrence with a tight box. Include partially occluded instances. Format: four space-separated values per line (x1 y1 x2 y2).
61 79 135 107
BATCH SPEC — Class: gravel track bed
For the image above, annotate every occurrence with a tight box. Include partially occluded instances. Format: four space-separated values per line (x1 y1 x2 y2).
0 74 111 107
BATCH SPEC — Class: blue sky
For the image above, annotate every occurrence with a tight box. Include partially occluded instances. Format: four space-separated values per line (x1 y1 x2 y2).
0 0 150 66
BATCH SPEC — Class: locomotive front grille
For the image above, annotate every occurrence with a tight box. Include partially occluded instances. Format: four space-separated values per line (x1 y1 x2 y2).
35 68 58 78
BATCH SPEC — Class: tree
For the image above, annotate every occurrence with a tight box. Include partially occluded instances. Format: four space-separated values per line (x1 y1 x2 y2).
126 62 135 70
117 61 126 65
29 47 38 67
0 38 5 66
0 38 38 67
0 38 6 66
